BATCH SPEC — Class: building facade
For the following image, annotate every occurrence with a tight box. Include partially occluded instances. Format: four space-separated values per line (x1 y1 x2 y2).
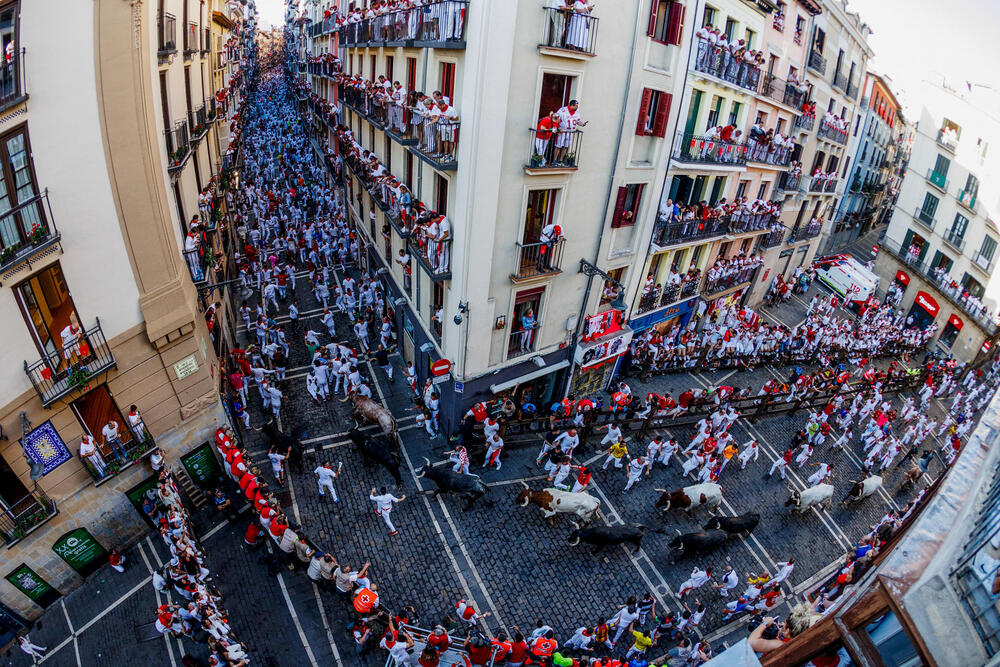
873 81 1000 364
0 0 250 621
825 71 902 252
312 1 691 429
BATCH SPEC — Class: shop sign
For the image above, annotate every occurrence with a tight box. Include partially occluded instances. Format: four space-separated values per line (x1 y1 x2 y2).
52 528 107 575
575 327 633 368
581 309 624 342
180 442 222 486
6 565 58 607
914 290 940 317
948 314 963 330
629 296 699 333
895 270 910 285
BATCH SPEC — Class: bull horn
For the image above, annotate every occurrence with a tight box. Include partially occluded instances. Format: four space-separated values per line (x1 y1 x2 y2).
674 529 682 536
517 493 530 507
423 457 431 467
519 481 530 490
568 535 580 546
571 521 580 530
654 488 667 493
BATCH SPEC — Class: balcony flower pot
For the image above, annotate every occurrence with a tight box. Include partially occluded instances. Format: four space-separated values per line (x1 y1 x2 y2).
565 153 577 167
530 154 545 168
66 364 92 390
28 223 48 245
0 245 15 265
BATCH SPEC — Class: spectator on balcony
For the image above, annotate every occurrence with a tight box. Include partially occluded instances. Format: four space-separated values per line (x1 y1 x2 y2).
534 111 561 166
520 308 539 352
694 24 718 71
102 418 130 463
184 224 203 281
554 100 587 166
701 125 722 160
430 214 451 274
538 222 563 271
80 434 107 478
60 321 81 361
389 81 407 133
128 405 148 444
564 0 594 51
413 97 438 155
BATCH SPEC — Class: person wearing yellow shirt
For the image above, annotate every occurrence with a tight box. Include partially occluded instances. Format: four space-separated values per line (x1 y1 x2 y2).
720 442 739 473
602 439 629 470
625 628 653 661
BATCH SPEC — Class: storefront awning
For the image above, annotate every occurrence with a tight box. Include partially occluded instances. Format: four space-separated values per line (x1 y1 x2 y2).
896 270 910 285
489 359 570 394
914 290 940 317
949 314 964 330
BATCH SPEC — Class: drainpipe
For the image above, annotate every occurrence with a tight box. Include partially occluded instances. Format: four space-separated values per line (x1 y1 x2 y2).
562 0 642 398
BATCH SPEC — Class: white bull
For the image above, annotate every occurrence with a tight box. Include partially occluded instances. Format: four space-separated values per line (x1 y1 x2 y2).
515 484 601 523
785 483 834 513
654 483 724 514
840 476 883 506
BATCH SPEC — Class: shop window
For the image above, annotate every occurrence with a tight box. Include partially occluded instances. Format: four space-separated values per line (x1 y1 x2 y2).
940 319 961 348
508 288 544 359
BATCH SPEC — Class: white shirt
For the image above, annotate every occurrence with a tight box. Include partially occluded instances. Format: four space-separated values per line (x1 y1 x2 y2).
315 466 337 485
102 423 120 442
370 492 402 513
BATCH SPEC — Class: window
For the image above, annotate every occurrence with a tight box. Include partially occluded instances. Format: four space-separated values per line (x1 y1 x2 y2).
15 263 82 368
508 288 544 359
406 57 417 92
963 173 980 203
635 88 672 137
724 18 736 41
951 213 969 241
404 151 414 190
0 125 45 254
435 173 448 215
706 96 722 129
537 72 575 119
757 181 768 200
744 29 755 49
369 55 376 79
939 319 960 348
727 101 741 127
941 117 962 140
611 184 645 228
0 1 20 103
702 6 716 27
384 136 392 173
522 189 559 245
864 611 921 667
920 193 939 219
431 282 444 341
848 62 855 87
812 27 825 54
980 235 997 262
439 62 456 102
962 273 984 299
735 179 749 199
834 49 844 77
71 384 139 468
930 251 952 272
647 0 685 45
600 268 625 305
385 55 394 82
933 153 951 178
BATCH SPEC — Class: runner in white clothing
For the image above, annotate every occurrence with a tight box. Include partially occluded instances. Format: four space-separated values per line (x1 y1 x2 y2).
314 462 342 501
370 486 406 536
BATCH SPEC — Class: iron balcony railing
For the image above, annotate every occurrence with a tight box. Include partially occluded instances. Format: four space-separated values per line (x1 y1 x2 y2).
189 104 209 140
974 252 996 275
693 38 761 92
507 318 542 359
957 190 979 214
654 216 730 247
0 190 58 271
808 176 835 192
807 49 826 75
412 119 459 171
912 206 937 231
824 178 839 193
792 220 823 241
729 211 778 234
673 132 748 166
339 0 468 48
80 423 156 483
880 235 999 334
937 129 958 152
702 266 758 295
795 113 815 132
184 21 198 56
408 235 452 280
746 138 792 167
24 319 117 408
832 69 848 92
817 121 848 145
158 12 177 56
165 119 191 172
760 227 786 248
776 170 801 192
943 231 967 254
926 168 950 192
0 49 26 111
636 279 700 315
511 239 566 281
846 81 859 100
1 489 56 546
527 128 583 170
540 7 598 55
758 73 806 109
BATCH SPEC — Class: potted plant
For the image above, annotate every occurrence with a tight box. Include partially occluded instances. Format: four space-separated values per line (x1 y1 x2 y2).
66 364 91 390
564 153 577 167
529 153 545 168
28 222 48 245
0 245 15 265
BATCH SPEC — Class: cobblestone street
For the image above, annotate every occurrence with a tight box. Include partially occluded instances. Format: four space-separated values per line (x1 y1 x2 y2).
6 230 957 666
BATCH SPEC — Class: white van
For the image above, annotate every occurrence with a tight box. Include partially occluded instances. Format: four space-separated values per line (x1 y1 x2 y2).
814 254 879 307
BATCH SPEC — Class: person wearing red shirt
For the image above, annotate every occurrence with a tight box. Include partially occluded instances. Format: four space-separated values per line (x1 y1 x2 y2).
534 111 560 165
426 626 450 653
268 513 288 539
506 631 529 667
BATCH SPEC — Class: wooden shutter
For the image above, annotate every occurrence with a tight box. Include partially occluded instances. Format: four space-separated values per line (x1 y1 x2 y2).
647 0 660 36
635 89 653 136
666 2 686 46
610 187 628 228
652 93 673 137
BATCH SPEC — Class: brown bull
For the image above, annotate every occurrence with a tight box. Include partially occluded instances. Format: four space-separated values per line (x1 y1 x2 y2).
350 394 398 444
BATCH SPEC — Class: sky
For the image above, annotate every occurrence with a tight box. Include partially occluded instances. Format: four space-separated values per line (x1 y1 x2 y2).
255 0 290 30
845 0 1000 116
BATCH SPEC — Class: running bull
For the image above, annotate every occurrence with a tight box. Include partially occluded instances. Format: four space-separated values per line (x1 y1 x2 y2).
703 512 760 538
515 483 600 523
348 428 402 486
654 483 724 514
668 529 728 563
840 476 882 506
785 483 834 513
568 522 645 554
350 394 398 445
416 457 488 510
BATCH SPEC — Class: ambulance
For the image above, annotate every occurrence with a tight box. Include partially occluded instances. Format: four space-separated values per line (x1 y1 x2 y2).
813 254 879 309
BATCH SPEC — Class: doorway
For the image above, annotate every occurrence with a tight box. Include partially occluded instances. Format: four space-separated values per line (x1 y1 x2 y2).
71 385 134 464
15 263 81 369
537 73 574 118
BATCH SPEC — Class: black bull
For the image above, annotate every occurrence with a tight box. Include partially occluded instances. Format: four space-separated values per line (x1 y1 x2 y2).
416 458 489 510
568 524 646 554
348 428 402 486
667 529 728 563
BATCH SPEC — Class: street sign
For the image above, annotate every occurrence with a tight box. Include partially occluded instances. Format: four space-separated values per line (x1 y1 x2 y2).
52 528 107 577
430 358 452 377
432 373 451 385
454 382 464 394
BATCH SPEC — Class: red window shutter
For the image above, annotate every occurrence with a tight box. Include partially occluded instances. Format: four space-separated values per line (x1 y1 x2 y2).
647 0 660 36
652 93 672 137
635 89 653 136
666 2 686 46
610 187 628 228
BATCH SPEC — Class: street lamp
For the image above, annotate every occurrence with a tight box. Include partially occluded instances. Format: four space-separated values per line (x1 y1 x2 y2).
562 259 628 398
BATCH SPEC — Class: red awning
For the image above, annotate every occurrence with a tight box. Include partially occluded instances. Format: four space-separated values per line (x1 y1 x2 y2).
895 270 910 285
949 314 963 330
914 291 940 317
